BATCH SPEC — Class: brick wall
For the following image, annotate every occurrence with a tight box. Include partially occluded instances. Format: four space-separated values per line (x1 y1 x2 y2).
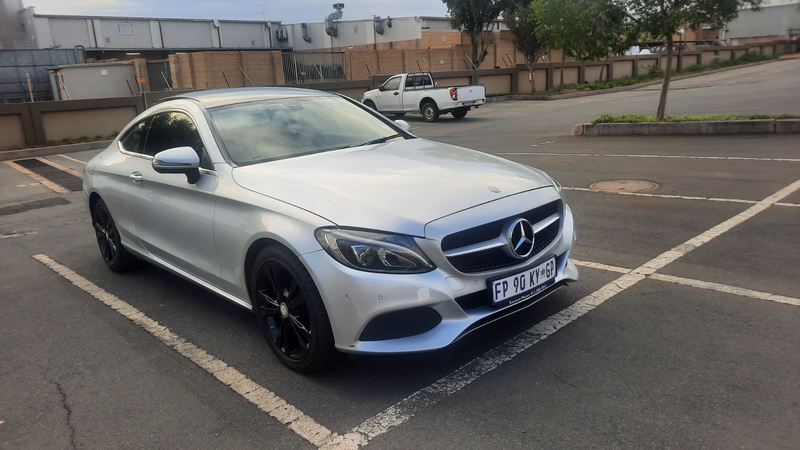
168 51 284 89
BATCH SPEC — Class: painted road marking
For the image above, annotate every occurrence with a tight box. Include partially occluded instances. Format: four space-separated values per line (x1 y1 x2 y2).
572 259 631 274
324 178 800 448
31 177 800 450
574 259 800 307
37 157 84 178
563 187 800 208
32 254 338 448
496 152 800 163
650 273 800 307
3 160 69 194
57 154 88 165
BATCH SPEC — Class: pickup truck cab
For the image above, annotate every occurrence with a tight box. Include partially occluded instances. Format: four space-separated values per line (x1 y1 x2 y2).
361 72 486 122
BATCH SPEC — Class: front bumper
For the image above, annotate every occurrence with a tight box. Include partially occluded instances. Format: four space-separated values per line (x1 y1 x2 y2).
301 187 578 354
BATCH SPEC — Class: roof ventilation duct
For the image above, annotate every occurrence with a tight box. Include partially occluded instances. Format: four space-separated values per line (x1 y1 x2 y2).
325 3 344 37
373 16 384 35
301 23 312 42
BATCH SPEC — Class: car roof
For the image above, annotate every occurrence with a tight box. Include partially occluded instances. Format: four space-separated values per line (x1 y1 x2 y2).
164 87 338 109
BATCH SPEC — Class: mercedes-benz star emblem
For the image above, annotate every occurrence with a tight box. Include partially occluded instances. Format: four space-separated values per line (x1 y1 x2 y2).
508 218 535 259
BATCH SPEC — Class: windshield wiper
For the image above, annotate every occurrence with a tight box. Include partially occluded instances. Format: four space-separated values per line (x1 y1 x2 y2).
351 133 403 148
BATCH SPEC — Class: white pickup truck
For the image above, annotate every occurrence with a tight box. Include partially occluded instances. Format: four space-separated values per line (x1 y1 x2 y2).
361 72 486 122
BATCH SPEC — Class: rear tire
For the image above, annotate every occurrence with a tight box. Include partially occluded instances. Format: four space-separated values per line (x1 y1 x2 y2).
422 102 439 122
452 108 468 119
92 199 138 272
250 245 341 372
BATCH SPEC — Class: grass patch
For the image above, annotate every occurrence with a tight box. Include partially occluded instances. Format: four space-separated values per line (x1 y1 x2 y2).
533 51 778 96
591 113 800 124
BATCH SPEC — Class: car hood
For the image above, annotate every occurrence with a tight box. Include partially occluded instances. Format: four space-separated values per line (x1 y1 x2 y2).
231 138 551 237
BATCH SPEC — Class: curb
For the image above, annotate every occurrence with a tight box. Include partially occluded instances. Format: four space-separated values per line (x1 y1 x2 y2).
489 58 784 102
0 140 112 161
572 119 800 136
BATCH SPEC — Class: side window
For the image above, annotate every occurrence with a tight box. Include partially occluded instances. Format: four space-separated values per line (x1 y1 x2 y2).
405 75 414 89
143 111 213 170
383 76 401 91
422 74 433 87
119 118 150 154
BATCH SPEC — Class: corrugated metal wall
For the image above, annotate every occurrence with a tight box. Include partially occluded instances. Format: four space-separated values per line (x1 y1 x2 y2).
726 4 800 39
0 49 85 103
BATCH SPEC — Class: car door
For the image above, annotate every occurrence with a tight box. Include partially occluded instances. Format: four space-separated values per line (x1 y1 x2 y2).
90 117 151 255
377 75 403 112
123 110 221 285
402 73 424 112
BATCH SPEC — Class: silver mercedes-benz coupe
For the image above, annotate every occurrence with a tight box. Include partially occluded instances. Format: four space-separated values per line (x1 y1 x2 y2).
83 87 578 372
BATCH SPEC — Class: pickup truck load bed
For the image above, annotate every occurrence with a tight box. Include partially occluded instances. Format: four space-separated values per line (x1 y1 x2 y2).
361 72 486 122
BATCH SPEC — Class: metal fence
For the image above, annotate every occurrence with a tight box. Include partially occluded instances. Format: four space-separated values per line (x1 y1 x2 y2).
282 52 347 84
0 49 85 103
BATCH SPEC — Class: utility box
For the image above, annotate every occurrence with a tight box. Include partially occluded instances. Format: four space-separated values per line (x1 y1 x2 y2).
49 62 139 100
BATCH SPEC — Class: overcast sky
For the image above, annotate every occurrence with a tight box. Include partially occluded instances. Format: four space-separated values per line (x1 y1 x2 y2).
23 0 451 23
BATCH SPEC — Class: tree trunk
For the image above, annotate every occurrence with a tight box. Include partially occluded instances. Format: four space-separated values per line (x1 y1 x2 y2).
559 50 565 88
656 35 674 119
601 56 610 81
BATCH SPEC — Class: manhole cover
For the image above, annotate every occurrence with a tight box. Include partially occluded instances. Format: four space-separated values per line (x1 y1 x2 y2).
589 180 659 192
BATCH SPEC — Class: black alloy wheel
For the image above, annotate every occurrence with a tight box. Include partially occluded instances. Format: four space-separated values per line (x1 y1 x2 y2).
92 199 137 272
250 245 339 372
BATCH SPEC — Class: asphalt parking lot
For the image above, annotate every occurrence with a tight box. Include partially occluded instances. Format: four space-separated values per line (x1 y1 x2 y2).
1 59 798 449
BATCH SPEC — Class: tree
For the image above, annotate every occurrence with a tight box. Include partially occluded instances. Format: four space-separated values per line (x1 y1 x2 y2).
623 0 761 118
533 0 636 87
504 5 548 91
443 0 514 69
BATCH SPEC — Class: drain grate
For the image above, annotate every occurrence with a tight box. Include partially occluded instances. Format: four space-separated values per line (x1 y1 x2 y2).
13 159 83 192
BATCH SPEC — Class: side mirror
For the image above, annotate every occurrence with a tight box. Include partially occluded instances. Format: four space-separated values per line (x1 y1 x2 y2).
378 85 385 92
152 146 201 184
395 120 411 132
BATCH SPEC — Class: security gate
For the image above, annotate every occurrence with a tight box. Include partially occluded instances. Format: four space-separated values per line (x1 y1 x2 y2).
282 52 347 84
146 61 172 91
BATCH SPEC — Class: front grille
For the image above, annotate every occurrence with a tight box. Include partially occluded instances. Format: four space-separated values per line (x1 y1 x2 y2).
441 200 559 252
442 200 562 274
359 306 442 341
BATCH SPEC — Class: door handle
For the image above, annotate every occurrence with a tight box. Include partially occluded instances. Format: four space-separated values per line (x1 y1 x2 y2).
130 172 143 183
393 92 400 95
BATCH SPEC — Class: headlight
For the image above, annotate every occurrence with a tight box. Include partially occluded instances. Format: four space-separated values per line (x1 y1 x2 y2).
315 228 435 274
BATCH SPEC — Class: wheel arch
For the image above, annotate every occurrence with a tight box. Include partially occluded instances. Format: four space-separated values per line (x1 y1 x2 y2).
418 96 436 111
88 191 102 214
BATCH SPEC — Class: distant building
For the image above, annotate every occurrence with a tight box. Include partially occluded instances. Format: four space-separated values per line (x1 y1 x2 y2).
724 0 800 42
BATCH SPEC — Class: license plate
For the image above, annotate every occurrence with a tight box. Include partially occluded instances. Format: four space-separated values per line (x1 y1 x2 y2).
489 257 556 305
461 101 474 106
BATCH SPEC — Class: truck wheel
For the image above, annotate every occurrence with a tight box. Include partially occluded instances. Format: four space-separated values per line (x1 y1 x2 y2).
422 102 439 122
452 108 468 119
364 100 377 110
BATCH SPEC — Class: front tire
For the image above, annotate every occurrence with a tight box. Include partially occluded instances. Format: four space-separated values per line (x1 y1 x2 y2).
421 102 439 122
250 245 340 372
364 100 377 110
92 198 137 272
452 108 468 119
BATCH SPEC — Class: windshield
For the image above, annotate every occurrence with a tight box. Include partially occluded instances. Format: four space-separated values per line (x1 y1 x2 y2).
208 96 406 165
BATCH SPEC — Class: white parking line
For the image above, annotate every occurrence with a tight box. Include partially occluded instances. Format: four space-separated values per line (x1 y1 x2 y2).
57 154 88 164
572 259 631 274
31 177 800 450
574 259 800 307
32 254 338 448
496 152 800 163
564 187 800 208
649 273 800 307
